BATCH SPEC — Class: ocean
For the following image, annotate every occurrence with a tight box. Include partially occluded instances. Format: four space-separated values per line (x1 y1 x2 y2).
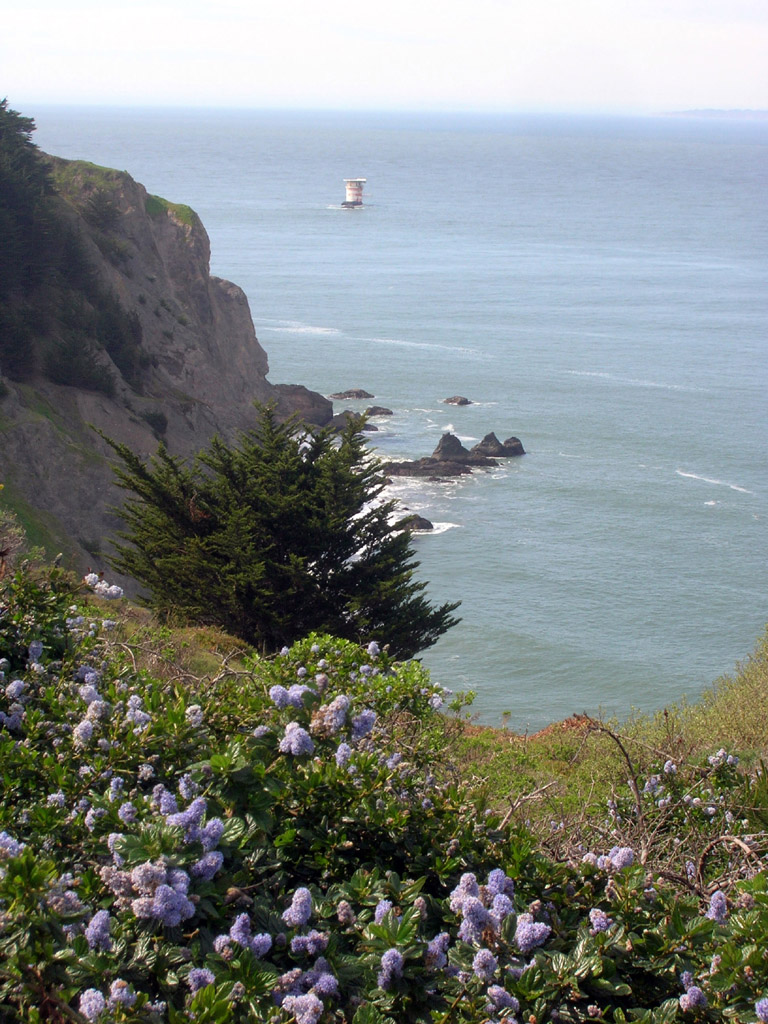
30 106 768 730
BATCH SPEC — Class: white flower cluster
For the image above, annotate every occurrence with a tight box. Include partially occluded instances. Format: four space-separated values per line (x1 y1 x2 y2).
83 573 124 600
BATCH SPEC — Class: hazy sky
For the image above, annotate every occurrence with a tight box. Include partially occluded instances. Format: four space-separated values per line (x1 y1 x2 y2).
5 0 768 113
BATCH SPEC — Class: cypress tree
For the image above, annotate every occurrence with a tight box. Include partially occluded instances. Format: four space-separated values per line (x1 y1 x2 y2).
105 405 459 658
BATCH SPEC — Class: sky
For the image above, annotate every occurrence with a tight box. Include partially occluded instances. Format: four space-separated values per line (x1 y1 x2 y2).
4 0 768 114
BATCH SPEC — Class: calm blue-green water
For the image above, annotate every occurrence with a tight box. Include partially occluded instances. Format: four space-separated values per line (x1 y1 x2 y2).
31 107 768 729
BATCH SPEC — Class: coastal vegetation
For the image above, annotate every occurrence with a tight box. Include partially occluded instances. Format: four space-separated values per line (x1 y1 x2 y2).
2 98 767 1023
1 515 767 1023
103 404 460 659
0 100 146 396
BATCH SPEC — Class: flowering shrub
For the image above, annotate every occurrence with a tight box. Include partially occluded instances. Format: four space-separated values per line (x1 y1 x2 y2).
1 562 768 1022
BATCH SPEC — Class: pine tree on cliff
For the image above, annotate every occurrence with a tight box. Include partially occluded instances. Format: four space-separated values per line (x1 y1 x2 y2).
104 405 460 658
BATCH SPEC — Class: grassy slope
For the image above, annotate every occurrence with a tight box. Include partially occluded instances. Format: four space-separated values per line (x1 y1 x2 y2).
114 596 768 842
446 627 768 838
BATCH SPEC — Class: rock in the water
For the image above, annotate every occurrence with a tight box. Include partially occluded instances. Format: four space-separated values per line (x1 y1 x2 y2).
397 513 434 531
502 436 525 456
382 430 523 480
471 432 506 456
330 388 374 400
365 406 393 416
433 432 472 460
432 433 496 466
443 395 472 405
383 458 474 479
328 410 378 432
471 432 525 457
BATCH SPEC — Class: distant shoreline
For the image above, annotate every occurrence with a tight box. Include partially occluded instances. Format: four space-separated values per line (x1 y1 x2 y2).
662 108 768 120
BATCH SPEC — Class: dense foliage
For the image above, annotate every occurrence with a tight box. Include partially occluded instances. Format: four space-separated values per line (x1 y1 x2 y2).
0 99 145 393
1 558 768 1023
105 405 460 658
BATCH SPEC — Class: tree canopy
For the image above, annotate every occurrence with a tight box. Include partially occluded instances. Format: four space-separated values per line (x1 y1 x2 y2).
105 405 460 658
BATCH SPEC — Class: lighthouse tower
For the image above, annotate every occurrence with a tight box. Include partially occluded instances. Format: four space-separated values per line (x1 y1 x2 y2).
342 178 366 208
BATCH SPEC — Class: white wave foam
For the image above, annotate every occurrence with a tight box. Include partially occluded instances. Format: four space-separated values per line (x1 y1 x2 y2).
269 323 342 336
676 470 753 494
360 336 484 358
568 370 708 394
429 522 461 534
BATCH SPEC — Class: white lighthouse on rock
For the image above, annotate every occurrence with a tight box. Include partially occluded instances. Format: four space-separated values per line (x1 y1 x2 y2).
342 178 366 208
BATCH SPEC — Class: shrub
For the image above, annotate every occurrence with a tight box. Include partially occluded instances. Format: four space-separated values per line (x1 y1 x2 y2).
104 404 460 658
1 562 768 1023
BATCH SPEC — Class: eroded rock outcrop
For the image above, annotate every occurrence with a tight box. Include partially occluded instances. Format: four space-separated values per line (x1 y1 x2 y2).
383 430 523 479
471 432 526 457
0 157 331 578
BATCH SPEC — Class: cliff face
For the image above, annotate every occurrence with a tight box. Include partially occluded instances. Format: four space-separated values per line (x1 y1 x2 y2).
0 157 331 577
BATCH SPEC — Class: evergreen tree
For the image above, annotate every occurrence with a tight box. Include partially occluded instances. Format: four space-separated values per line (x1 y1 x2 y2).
105 405 460 657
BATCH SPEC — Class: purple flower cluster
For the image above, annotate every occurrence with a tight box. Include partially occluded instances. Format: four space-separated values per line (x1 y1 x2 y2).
310 694 350 737
378 948 404 989
756 998 768 1023
124 694 151 732
221 913 273 958
165 796 208 840
185 968 214 993
178 773 199 800
337 899 356 925
351 709 377 741
185 704 204 728
79 989 106 1020
109 861 196 927
283 887 313 927
708 748 738 768
425 932 451 970
449 869 515 943
291 929 329 956
270 684 314 709
679 986 708 1011
191 850 224 881
487 985 520 1012
73 720 94 748
457 897 490 943
449 872 480 912
705 890 728 923
281 993 324 1024
85 910 112 951
6 679 26 700
335 742 352 768
588 908 613 934
279 722 315 756
487 867 515 899
607 846 635 870
151 784 178 816
472 948 498 982
108 979 136 1007
514 913 552 954
117 801 137 824
374 899 393 924
272 957 339 1020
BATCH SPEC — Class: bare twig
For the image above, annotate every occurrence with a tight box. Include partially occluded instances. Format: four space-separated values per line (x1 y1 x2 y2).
499 782 557 828
696 834 761 889
584 716 645 836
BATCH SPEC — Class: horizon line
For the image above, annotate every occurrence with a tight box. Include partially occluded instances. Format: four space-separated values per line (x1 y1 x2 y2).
17 99 768 119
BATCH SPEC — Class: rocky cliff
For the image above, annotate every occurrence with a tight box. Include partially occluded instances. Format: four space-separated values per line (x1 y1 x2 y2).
0 156 331 577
